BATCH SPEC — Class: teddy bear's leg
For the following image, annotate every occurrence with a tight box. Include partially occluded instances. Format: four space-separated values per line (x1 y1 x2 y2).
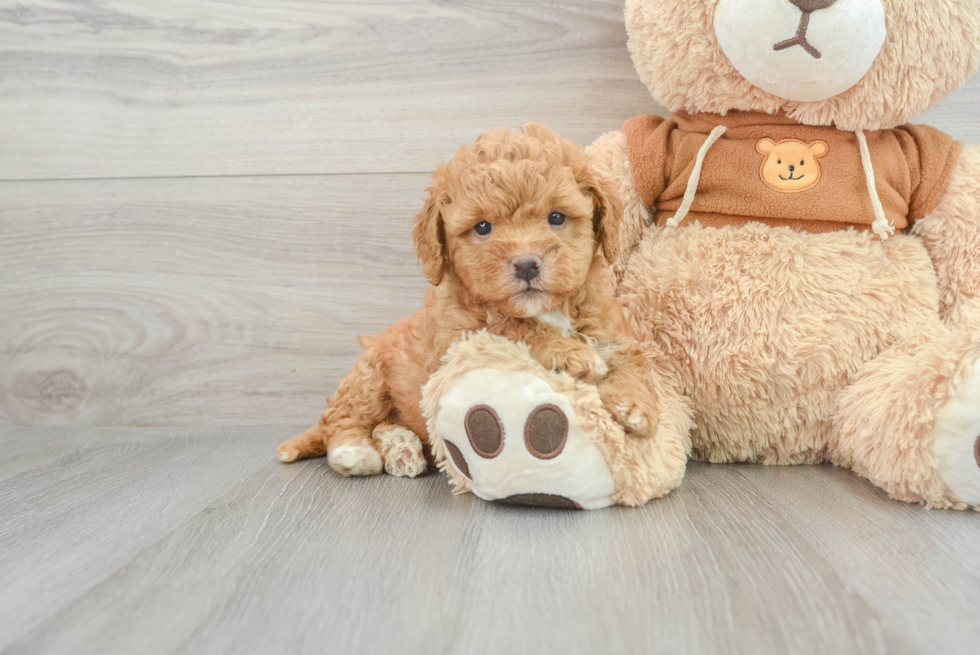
422 331 691 508
832 302 980 509
432 368 617 509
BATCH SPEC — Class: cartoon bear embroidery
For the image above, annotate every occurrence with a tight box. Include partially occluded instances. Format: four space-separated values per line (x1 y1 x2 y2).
756 138 829 193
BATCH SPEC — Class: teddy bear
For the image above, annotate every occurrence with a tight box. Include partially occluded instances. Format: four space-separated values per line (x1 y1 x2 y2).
421 0 980 510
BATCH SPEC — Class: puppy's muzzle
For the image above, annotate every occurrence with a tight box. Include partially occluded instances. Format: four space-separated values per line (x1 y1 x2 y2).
513 257 541 284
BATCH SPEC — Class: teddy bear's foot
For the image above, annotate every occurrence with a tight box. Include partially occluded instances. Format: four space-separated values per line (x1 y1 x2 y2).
435 368 616 510
932 358 980 507
375 425 428 478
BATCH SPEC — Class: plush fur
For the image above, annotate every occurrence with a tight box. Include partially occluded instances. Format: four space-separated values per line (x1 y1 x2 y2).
577 0 980 508
626 0 980 131
913 145 980 325
277 125 662 476
426 0 980 509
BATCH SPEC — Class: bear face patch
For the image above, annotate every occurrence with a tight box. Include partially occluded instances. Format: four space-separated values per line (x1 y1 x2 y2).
756 138 829 193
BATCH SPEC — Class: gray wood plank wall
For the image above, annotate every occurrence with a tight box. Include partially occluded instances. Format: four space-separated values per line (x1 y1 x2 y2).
2 0 979 427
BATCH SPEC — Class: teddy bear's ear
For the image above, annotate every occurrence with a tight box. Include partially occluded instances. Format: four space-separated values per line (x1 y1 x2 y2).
809 141 829 158
412 170 450 286
756 138 776 155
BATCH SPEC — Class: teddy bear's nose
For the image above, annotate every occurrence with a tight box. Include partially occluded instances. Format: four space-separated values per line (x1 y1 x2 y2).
789 165 795 172
789 0 838 11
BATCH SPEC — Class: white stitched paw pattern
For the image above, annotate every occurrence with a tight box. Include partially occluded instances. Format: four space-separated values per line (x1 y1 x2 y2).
434 368 616 510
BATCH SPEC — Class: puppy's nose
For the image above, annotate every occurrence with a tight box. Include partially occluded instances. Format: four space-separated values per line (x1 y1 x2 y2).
513 257 541 283
789 0 837 11
789 165 795 172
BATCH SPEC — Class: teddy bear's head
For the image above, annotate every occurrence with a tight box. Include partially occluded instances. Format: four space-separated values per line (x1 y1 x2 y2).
625 0 980 131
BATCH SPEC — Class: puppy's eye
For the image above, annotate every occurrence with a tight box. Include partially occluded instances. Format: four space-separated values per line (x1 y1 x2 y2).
777 160 782 165
547 212 566 227
474 221 493 236
800 160 805 166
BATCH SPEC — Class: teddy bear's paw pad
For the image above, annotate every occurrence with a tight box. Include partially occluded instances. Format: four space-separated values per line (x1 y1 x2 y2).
499 493 582 510
465 405 504 458
328 444 383 478
376 427 427 478
444 440 471 480
933 358 980 506
524 405 568 459
436 368 616 510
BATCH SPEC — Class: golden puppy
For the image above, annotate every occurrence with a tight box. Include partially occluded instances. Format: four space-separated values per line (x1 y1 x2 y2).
277 125 660 477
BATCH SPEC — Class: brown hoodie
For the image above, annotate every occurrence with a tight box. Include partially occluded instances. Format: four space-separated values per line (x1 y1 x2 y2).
623 111 962 237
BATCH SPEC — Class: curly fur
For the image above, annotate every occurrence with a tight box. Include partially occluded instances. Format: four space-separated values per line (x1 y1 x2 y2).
278 125 662 475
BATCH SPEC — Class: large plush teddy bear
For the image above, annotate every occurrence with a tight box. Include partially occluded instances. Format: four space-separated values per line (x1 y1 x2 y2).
421 0 980 510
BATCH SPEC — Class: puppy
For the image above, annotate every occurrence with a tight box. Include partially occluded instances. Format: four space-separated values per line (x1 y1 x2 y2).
277 125 660 477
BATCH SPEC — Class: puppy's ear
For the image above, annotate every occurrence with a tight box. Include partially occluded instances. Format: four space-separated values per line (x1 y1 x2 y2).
585 171 625 266
412 173 450 285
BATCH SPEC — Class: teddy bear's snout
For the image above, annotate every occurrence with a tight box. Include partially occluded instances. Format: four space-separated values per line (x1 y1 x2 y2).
775 0 840 60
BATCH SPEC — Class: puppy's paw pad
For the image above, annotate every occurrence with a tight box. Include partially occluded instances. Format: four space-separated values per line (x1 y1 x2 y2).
328 445 383 477
385 446 427 477
377 427 427 478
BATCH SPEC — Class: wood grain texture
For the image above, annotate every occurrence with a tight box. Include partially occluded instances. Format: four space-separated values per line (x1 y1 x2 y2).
0 0 657 180
2 426 979 655
0 174 431 426
2 1 979 427
2 1 978 182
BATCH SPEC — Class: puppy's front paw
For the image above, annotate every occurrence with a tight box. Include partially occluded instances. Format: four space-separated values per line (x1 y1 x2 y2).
599 385 659 439
554 344 609 384
376 426 428 478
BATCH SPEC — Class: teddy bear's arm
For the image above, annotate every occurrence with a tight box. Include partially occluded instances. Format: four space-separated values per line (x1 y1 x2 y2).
913 144 980 324
587 130 654 280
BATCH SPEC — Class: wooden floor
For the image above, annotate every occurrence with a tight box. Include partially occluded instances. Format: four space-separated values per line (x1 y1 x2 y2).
2 426 979 655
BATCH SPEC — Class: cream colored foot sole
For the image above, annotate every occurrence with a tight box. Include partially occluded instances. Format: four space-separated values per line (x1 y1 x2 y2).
435 368 616 510
933 358 980 506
